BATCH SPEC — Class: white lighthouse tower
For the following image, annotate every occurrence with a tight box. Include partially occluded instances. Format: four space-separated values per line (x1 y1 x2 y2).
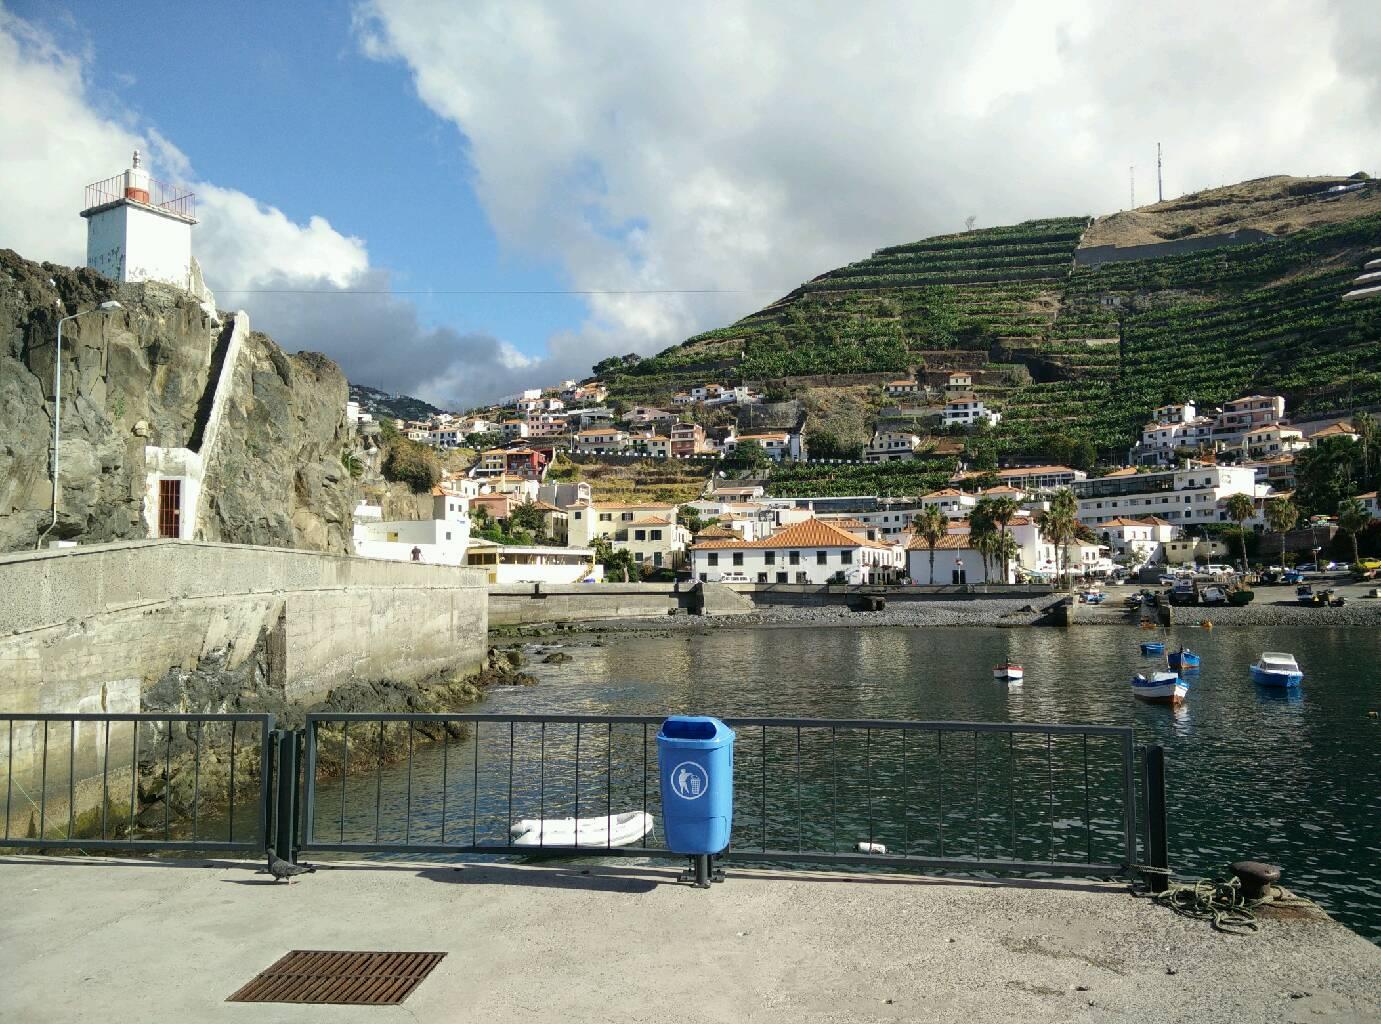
80 150 200 292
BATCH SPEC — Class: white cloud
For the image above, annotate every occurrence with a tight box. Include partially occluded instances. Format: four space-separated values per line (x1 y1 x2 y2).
359 0 1381 369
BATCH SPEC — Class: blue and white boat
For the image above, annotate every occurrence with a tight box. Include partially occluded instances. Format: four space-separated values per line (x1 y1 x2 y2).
1140 640 1165 655
1250 652 1303 688
1131 671 1188 705
1168 647 1201 672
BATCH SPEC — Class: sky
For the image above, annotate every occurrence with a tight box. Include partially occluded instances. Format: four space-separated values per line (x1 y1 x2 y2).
1 2 1378 410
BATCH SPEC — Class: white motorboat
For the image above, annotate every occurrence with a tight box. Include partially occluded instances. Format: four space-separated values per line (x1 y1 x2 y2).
993 663 1024 682
510 810 654 848
1131 671 1188 706
1250 652 1303 688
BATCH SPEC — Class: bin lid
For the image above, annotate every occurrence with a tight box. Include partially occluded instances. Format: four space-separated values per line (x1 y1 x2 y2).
656 715 735 746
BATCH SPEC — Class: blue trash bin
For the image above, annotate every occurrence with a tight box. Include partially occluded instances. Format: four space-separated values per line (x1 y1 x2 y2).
657 716 735 855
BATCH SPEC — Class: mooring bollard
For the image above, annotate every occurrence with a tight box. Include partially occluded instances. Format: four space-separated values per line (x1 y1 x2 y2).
1231 860 1282 901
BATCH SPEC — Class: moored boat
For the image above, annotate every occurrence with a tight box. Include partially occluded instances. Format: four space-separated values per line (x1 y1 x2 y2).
1250 652 1303 688
1140 640 1165 655
993 663 1023 682
510 810 655 847
1296 584 1315 605
1131 671 1188 705
1168 647 1201 672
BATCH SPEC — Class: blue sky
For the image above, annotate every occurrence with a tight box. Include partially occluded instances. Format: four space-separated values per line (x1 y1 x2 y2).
2 2 1376 409
16 1 584 360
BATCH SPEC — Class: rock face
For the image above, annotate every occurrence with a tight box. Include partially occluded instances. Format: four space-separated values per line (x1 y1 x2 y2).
0 248 359 552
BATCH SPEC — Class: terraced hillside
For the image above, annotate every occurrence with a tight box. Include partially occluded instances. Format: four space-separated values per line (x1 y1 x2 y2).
597 187 1380 479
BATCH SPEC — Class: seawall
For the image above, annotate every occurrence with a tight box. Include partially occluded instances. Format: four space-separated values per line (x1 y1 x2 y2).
488 582 753 626
0 540 489 727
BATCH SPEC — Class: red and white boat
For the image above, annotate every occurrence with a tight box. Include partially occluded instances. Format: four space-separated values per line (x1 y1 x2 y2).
993 663 1024 682
1131 671 1188 706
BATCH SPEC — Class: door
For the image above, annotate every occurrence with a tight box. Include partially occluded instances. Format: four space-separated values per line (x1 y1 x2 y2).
157 478 182 539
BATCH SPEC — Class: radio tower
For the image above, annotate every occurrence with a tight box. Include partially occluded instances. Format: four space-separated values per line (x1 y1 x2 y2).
1157 143 1164 203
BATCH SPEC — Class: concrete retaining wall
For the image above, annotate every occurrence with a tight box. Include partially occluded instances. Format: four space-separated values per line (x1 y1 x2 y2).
724 583 1056 608
0 540 489 716
488 582 752 626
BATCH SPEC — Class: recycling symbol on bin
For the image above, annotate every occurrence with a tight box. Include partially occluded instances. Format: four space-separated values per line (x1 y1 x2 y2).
670 761 709 800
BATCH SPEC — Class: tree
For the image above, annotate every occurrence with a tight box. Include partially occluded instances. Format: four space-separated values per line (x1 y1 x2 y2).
913 505 948 585
1355 411 1378 485
1263 496 1299 568
731 439 770 474
1295 437 1361 515
1037 488 1079 589
509 499 546 538
969 499 999 581
1338 497 1369 566
986 496 1021 582
677 504 707 536
805 428 862 461
381 437 441 493
593 537 641 582
1224 493 1256 569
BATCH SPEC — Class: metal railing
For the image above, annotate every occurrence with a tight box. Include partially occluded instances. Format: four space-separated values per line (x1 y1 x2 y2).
297 714 1156 879
83 174 196 219
1 714 274 853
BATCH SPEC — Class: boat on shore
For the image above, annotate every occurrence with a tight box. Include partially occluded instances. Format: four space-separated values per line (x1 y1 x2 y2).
1131 671 1188 705
510 810 655 848
1168 647 1201 672
993 663 1023 682
1250 652 1304 688
1140 640 1165 655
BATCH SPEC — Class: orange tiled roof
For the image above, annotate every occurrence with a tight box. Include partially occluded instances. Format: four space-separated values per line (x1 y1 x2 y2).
691 517 871 551
905 534 976 551
629 516 673 526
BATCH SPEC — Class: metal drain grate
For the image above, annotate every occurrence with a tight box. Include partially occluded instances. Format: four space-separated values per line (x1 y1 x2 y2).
227 950 446 1005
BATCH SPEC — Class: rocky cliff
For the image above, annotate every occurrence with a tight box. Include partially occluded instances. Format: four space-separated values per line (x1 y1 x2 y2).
0 248 359 552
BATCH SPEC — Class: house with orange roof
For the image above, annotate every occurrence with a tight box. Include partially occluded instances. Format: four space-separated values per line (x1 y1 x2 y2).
573 427 630 455
904 533 1011 585
1097 516 1176 565
920 487 978 518
864 430 924 464
688 518 903 584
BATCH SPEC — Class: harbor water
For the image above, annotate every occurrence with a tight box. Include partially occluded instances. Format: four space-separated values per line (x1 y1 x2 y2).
472 623 1381 942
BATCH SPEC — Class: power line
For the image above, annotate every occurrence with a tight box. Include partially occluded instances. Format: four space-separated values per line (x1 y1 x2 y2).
211 286 783 296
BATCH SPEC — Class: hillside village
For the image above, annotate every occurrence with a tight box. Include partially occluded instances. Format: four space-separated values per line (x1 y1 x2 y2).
354 176 1381 587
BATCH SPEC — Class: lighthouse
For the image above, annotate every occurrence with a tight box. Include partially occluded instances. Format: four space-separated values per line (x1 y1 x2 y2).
80 150 199 292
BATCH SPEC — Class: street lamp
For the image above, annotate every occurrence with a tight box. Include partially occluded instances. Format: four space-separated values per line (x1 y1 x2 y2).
37 300 123 549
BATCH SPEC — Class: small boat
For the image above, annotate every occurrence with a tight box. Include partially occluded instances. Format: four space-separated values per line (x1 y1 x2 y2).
1140 640 1165 655
1131 671 1188 705
1168 647 1201 672
1250 652 1303 688
1200 585 1227 605
993 663 1024 682
1296 584 1315 605
510 810 654 848
1082 590 1106 605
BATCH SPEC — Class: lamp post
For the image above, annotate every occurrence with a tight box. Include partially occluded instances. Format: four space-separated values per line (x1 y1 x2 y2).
37 300 123 549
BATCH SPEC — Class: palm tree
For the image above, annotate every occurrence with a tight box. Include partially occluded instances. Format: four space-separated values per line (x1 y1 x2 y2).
912 505 948 585
1038 488 1079 588
1338 497 1370 566
994 533 1020 583
1355 411 1377 483
974 528 1001 582
1263 496 1298 569
969 499 998 581
1225 493 1256 569
986 495 1021 583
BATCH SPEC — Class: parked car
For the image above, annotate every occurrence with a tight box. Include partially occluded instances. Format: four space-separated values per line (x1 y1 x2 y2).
1204 564 1234 575
1295 563 1318 573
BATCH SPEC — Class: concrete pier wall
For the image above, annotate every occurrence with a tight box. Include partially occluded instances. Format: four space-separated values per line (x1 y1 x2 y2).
0 540 489 727
488 582 753 626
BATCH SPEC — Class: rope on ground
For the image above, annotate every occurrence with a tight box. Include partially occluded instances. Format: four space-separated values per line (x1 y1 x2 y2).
1140 872 1321 935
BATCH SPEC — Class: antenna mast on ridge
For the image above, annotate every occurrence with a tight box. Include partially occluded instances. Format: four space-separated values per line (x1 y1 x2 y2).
1157 143 1164 203
1130 165 1135 209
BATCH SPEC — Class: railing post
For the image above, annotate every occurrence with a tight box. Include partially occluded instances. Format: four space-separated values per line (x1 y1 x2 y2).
272 730 300 863
1143 744 1170 892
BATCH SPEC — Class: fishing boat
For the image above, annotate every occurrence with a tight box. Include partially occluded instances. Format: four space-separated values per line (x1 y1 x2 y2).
1131 671 1188 705
1168 647 1201 672
1295 584 1315 605
1250 652 1303 688
1139 640 1165 655
510 810 654 848
993 663 1024 682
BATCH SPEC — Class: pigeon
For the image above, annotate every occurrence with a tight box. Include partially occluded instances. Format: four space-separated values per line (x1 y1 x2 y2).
266 847 316 883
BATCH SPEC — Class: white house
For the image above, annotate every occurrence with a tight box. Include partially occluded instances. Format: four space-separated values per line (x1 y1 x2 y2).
463 541 600 584
920 488 978 518
904 534 1012 585
353 490 472 565
573 428 630 454
864 431 923 463
942 393 999 428
689 518 903 584
1073 465 1260 527
1359 491 1380 520
885 378 922 398
1098 516 1177 566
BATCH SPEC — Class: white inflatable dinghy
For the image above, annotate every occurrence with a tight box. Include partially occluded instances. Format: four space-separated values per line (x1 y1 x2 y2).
510 810 654 848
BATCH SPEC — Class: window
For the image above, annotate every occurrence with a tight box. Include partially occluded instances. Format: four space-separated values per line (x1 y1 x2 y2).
622 512 634 521
574 511 582 520
599 513 612 522
816 551 827 565
789 551 800 565
634 529 646 541
708 553 719 566
765 551 775 565
732 552 744 566
757 572 768 583
445 531 451 540
841 550 852 564
776 572 788 583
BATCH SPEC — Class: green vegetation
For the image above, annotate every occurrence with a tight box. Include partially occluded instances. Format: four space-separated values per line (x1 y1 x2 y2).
381 434 441 493
766 457 954 498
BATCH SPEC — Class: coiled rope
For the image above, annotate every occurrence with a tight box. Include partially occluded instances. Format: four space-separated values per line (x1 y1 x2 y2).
1141 872 1320 934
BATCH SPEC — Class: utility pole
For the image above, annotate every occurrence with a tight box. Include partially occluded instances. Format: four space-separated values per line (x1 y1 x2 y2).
1157 143 1164 203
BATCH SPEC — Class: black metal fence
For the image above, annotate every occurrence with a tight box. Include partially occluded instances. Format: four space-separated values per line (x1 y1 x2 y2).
0 713 274 853
295 714 1155 879
1 711 1169 884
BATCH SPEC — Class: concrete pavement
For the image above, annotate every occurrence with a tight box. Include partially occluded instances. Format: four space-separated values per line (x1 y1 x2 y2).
2 856 1378 1023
